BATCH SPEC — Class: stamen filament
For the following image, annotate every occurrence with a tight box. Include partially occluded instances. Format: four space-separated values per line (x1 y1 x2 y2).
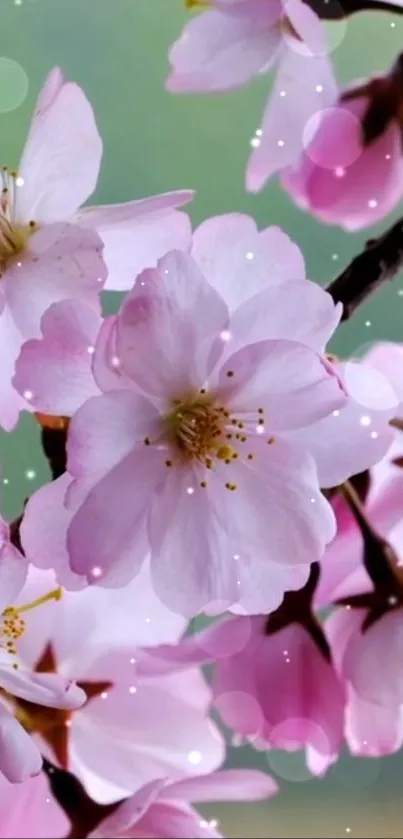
16 587 63 615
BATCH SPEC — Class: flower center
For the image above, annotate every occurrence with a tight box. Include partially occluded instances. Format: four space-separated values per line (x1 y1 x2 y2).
144 381 275 492
0 167 37 276
1 587 62 664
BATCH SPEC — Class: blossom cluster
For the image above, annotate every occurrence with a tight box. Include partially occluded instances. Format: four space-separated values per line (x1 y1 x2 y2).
1 0 403 835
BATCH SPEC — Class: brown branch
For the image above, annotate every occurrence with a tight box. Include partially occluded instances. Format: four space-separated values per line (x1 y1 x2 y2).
265 562 331 660
35 414 70 480
326 217 403 321
305 0 403 19
43 760 119 838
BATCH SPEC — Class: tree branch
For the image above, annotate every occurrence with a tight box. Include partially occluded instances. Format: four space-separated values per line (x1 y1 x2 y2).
305 0 403 19
326 216 403 321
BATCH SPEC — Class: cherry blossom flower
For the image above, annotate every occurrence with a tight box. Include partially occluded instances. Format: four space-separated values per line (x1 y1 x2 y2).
0 521 85 783
167 0 338 193
0 66 193 430
24 247 348 617
282 56 403 230
90 769 277 839
0 772 68 838
9 566 223 803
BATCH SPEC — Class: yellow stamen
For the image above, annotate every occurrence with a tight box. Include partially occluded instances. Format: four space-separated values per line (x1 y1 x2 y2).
15 587 62 615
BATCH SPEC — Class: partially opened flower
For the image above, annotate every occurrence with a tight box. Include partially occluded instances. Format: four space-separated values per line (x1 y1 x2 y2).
167 0 338 194
282 55 403 230
90 769 277 839
8 566 222 803
0 522 85 783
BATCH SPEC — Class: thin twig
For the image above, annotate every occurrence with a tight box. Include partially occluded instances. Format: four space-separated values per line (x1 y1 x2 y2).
326 217 403 321
305 0 403 19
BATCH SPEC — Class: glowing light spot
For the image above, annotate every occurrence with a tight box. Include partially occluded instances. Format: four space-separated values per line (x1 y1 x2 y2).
391 20 396 26
90 566 103 579
371 431 378 439
45 797 50 804
23 390 33 401
277 139 285 147
345 829 351 835
360 415 371 426
388 595 398 606
130 657 136 664
365 320 371 327
25 469 36 480
164 269 169 275
310 497 316 504
250 137 260 148
186 487 195 495
333 410 340 417
101 691 108 699
188 750 202 765
111 355 121 368
316 84 323 92
129 685 137 694
65 720 72 728
256 424 265 434
220 330 231 342
87 345 95 355
233 553 240 560
17 262 22 267
16 176 24 187
280 90 286 97
368 199 378 208
145 617 151 624
209 820 218 830
246 251 254 260
200 821 209 830
2 479 8 485
385 154 391 160
237 580 241 586
256 129 263 137
331 253 339 261
334 166 345 178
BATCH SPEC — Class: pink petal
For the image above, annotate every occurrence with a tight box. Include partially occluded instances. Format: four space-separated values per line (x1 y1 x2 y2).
231 560 310 616
6 223 106 339
282 96 403 230
13 300 101 416
167 7 282 93
91 316 132 393
0 773 69 838
0 307 30 430
20 474 85 590
89 779 167 836
0 540 28 614
116 251 228 398
217 339 346 429
191 214 305 311
165 769 278 802
0 704 42 783
286 359 396 487
75 194 193 291
67 390 160 478
365 341 403 415
343 611 403 707
67 446 164 581
150 467 240 616
247 49 337 191
70 673 224 803
0 665 85 709
211 436 336 571
31 67 64 116
17 77 102 223
227 280 341 354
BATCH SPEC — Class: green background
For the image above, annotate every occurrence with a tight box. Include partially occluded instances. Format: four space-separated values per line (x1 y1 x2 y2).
1 0 403 835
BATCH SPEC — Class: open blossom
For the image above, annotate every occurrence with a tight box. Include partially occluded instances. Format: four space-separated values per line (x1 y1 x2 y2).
91 769 277 839
0 522 85 783
167 0 338 193
17 215 397 615
24 246 348 617
9 566 222 803
282 55 403 230
0 67 192 431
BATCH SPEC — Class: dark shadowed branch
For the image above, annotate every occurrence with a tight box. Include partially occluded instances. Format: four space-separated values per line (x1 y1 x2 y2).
326 217 403 320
